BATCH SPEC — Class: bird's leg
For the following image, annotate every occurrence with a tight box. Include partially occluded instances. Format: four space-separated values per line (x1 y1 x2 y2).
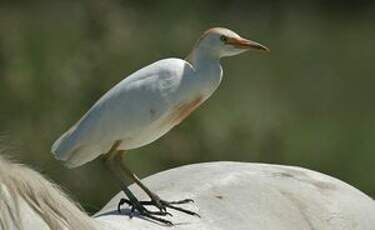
104 143 173 225
116 152 200 217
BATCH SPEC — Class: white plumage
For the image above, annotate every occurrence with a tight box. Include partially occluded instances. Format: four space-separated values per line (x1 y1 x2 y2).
52 58 221 168
52 27 269 168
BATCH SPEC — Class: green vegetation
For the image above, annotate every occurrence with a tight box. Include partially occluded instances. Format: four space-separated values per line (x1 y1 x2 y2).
1 1 374 213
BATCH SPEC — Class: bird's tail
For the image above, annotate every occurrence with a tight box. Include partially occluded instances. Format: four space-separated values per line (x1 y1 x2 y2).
52 127 102 168
51 125 78 162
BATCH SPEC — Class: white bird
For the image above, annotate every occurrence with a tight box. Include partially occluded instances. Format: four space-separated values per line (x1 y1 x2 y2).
51 27 269 225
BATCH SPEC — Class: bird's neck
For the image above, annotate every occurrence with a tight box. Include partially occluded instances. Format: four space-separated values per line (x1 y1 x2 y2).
186 48 223 96
187 48 220 71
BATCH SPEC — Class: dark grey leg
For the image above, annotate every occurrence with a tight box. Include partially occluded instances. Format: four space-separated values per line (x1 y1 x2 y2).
104 142 173 225
115 152 200 217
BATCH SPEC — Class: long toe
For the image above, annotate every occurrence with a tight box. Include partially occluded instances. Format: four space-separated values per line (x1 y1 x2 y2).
141 213 174 226
166 198 195 205
117 195 198 225
161 200 200 217
142 209 173 217
117 198 172 216
146 195 199 217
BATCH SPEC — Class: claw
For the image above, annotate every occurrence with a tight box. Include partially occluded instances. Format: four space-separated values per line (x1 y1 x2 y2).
116 195 199 225
117 198 131 213
130 205 136 215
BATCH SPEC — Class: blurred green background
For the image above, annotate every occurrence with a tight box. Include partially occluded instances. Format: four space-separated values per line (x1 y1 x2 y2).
1 0 374 213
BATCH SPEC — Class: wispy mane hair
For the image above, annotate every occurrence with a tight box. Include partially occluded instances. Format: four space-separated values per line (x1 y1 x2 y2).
0 153 98 230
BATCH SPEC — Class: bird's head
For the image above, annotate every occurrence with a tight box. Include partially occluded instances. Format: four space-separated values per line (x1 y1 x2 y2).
194 27 270 58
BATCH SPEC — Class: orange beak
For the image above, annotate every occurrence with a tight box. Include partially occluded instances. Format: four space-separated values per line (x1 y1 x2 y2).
226 37 270 52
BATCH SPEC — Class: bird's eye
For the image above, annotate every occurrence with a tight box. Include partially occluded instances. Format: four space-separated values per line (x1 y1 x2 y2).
220 35 228 43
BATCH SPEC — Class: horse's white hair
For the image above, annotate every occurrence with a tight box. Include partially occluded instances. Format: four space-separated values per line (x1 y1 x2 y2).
0 153 98 230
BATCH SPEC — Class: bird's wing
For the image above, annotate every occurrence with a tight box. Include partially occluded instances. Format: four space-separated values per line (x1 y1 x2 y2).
52 58 195 167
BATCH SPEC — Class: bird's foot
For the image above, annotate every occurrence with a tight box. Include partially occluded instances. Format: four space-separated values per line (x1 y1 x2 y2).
140 196 200 217
117 195 200 225
117 198 174 226
156 198 200 217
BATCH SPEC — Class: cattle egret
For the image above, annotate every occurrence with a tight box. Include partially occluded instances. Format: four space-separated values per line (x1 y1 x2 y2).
52 27 270 225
